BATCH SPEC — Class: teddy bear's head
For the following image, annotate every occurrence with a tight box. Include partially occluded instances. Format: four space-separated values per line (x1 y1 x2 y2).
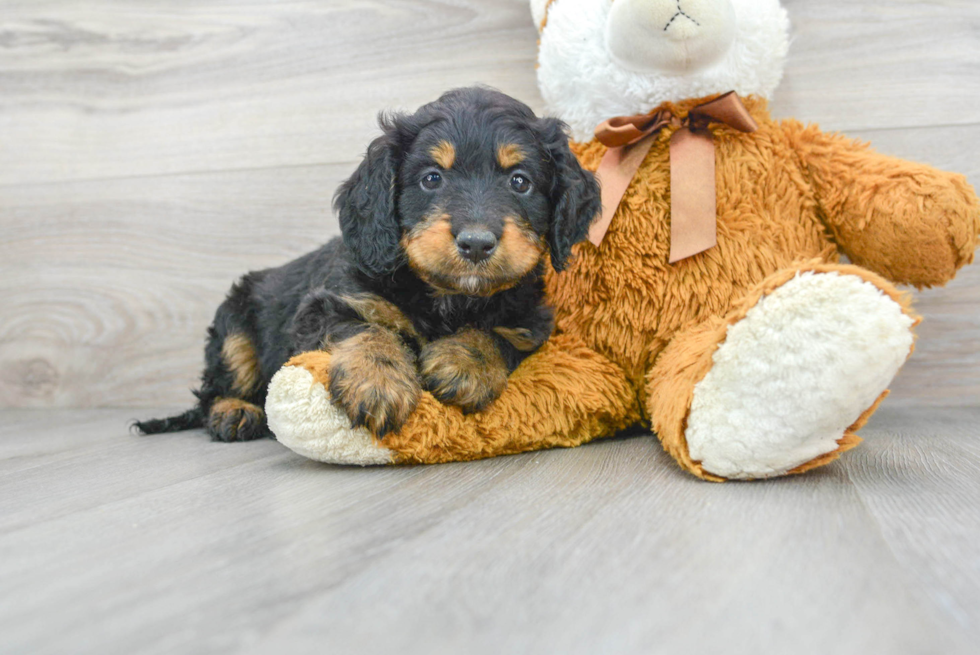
530 0 789 141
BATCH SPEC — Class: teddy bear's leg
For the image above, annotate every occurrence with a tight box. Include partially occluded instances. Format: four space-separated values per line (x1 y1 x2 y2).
645 261 919 481
266 333 641 465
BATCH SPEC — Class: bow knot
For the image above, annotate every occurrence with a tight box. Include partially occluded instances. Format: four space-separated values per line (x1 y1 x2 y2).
588 91 759 262
596 109 678 149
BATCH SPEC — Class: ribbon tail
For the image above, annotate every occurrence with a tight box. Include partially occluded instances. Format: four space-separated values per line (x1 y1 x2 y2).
668 127 717 263
690 91 759 133
590 92 753 257
589 135 656 247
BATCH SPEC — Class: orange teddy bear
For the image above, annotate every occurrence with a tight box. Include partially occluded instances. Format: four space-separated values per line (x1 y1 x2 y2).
265 0 979 480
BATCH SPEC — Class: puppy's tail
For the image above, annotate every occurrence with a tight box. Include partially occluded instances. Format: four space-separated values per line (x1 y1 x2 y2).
132 406 205 435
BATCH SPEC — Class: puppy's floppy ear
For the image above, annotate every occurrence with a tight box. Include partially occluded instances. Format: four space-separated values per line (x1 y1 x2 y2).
334 114 405 278
538 117 601 271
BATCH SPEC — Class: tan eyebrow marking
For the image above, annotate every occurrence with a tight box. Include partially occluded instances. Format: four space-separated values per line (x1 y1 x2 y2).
497 143 525 169
221 332 260 395
430 140 456 169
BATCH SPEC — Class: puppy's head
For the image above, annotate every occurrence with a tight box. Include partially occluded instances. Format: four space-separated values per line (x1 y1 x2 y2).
334 87 600 295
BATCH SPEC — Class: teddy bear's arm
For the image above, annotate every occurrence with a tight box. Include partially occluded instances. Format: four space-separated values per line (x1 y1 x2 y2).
785 120 980 287
382 333 642 463
267 333 642 465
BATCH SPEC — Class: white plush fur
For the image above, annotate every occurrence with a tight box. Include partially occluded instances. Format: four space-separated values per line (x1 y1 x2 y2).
685 272 915 480
606 0 737 75
530 0 551 30
535 0 789 141
265 365 393 465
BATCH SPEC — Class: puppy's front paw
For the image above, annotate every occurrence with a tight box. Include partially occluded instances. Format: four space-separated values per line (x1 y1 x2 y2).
327 327 421 437
420 329 508 413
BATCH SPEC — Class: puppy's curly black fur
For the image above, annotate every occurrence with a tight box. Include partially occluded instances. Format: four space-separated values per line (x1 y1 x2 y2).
135 87 601 441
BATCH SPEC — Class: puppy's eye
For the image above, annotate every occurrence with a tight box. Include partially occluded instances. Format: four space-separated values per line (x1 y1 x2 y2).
421 172 442 191
510 174 532 194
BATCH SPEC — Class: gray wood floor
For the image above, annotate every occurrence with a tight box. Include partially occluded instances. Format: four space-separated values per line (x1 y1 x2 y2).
1 406 979 654
2 0 979 653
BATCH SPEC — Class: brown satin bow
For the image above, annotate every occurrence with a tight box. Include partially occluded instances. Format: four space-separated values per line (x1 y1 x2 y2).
588 91 758 262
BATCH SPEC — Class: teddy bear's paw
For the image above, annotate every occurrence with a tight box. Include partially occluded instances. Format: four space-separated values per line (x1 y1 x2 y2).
265 354 394 465
685 271 915 480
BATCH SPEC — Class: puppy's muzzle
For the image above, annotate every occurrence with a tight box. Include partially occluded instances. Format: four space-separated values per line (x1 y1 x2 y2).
456 229 498 264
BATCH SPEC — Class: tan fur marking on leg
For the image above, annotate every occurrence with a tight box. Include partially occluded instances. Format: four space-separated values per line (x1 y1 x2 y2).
430 140 456 169
328 326 421 437
496 143 525 169
222 332 260 395
336 293 422 343
211 397 264 421
420 328 508 412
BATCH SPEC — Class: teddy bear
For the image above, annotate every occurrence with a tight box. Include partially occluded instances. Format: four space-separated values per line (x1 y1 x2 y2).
264 0 979 480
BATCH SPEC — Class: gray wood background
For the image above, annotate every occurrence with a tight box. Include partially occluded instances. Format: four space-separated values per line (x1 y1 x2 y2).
3 3 980 654
1 0 977 409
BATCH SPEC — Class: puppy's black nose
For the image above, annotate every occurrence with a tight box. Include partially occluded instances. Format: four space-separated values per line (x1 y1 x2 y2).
456 230 497 263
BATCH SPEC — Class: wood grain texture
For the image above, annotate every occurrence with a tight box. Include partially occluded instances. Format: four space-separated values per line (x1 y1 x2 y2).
0 0 542 185
0 0 977 408
844 408 980 639
0 165 345 407
772 0 980 131
1 406 977 654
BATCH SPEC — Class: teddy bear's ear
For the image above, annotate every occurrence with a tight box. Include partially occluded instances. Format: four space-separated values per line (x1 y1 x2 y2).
537 117 602 271
333 113 411 278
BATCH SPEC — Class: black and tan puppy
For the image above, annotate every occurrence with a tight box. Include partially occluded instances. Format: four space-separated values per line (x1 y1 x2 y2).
136 87 600 442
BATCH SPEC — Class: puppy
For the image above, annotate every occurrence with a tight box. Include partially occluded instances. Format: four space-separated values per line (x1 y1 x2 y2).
135 87 600 442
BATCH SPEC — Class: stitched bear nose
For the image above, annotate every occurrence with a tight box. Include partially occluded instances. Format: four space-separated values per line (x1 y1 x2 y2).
456 230 497 263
